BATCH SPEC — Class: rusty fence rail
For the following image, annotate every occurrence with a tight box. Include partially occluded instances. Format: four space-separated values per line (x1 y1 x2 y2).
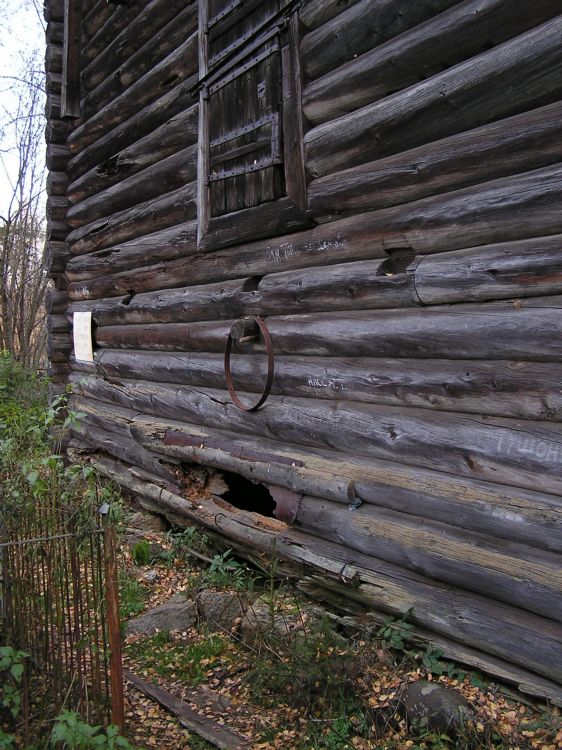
0 497 123 742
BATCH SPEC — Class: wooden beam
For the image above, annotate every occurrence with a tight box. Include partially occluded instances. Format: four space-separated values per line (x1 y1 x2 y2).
61 0 82 118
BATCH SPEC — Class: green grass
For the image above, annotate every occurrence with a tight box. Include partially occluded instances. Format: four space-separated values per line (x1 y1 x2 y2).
125 631 230 685
118 571 150 621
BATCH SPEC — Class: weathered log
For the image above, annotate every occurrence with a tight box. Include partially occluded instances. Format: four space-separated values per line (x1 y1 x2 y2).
46 144 71 171
46 20 63 45
47 314 70 334
303 0 562 125
93 349 562 422
44 0 63 23
71 32 198 154
305 17 562 177
70 375 562 497
75 258 415 319
82 1 141 66
299 0 363 31
294 495 562 624
47 220 70 242
47 171 69 197
46 72 62 96
66 223 197 282
47 333 72 362
301 0 459 80
67 182 197 257
45 118 75 147
67 105 199 204
83 4 198 118
46 196 70 223
45 43 62 74
415 236 562 304
85 453 562 692
66 166 562 295
307 101 562 217
82 0 193 93
45 241 71 277
46 287 68 314
68 422 181 490
66 76 199 180
70 398 562 554
83 0 114 39
66 145 198 228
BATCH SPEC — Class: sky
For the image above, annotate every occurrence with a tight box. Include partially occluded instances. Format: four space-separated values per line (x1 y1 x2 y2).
0 0 46 218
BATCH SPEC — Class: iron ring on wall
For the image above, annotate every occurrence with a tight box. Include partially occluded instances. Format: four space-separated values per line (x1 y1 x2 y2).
224 316 274 412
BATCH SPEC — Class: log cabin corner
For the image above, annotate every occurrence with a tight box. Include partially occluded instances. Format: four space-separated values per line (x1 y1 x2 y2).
43 0 562 702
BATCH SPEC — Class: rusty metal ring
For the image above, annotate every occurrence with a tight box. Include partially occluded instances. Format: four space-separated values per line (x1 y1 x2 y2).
224 316 274 412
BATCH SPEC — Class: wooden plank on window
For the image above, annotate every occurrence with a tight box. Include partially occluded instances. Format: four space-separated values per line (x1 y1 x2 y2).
61 0 82 118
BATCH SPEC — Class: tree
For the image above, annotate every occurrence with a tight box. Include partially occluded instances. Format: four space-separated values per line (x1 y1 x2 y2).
0 55 48 370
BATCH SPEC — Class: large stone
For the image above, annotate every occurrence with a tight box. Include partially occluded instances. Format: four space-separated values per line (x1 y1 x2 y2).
196 590 246 632
400 680 472 733
125 594 196 636
239 598 303 644
128 510 167 532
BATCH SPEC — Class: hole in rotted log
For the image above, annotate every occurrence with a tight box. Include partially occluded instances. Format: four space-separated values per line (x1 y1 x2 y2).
121 290 135 306
219 471 276 518
378 248 416 277
243 276 263 292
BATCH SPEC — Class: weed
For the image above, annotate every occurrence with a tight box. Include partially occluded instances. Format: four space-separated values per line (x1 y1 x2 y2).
168 526 210 560
118 571 149 621
50 711 138 749
125 631 230 686
202 549 255 592
130 540 151 567
376 611 415 652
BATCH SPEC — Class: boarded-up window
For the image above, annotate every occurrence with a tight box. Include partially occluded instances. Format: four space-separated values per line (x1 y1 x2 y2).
198 0 308 249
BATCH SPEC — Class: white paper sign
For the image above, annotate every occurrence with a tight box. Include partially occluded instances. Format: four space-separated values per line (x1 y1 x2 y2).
73 312 94 362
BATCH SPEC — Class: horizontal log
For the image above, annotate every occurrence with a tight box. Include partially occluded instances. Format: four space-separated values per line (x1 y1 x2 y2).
82 0 192 93
46 144 71 172
294 495 562 625
82 2 140 66
67 105 199 204
67 182 197 257
45 119 74 147
83 0 114 39
66 223 197 282
299 0 363 31
93 349 562 422
303 0 562 125
66 145 198 228
301 0 459 81
83 5 197 118
47 314 70 333
66 166 562 295
305 17 562 177
46 171 69 197
71 32 198 155
307 101 562 217
46 20 63 45
416 235 562 304
45 288 68 314
46 72 62 96
45 242 71 276
47 220 70 242
66 76 199 180
46 196 70 223
71 375 562 497
46 43 62 74
44 0 63 23
86 452 562 690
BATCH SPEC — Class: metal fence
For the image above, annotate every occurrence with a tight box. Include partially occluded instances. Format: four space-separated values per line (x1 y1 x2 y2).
0 496 123 742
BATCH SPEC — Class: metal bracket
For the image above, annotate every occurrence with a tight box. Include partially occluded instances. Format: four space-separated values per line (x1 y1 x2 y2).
268 485 303 525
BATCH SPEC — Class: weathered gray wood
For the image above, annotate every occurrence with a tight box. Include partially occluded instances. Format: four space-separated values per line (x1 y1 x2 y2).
85 452 562 692
67 182 197 257
82 0 193 93
82 1 141 66
70 375 562 498
294 495 562 625
47 314 70 333
47 219 70 242
305 17 562 177
301 0 460 80
83 4 197 118
83 0 114 39
66 146 197 228
66 76 199 179
46 20 63 45
299 0 363 31
66 105 199 204
46 195 70 223
66 166 562 295
46 287 68 314
66 223 198 281
307 101 562 217
44 0 64 23
47 171 69 197
61 0 82 118
45 242 71 276
303 0 562 125
46 144 71 171
70 32 198 154
46 43 62 74
415 235 562 304
45 118 74 146
92 349 562 423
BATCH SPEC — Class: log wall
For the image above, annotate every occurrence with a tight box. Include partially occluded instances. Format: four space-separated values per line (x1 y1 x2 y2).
46 0 562 699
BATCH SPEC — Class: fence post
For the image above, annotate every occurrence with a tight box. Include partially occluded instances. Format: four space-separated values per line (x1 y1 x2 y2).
100 503 125 730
